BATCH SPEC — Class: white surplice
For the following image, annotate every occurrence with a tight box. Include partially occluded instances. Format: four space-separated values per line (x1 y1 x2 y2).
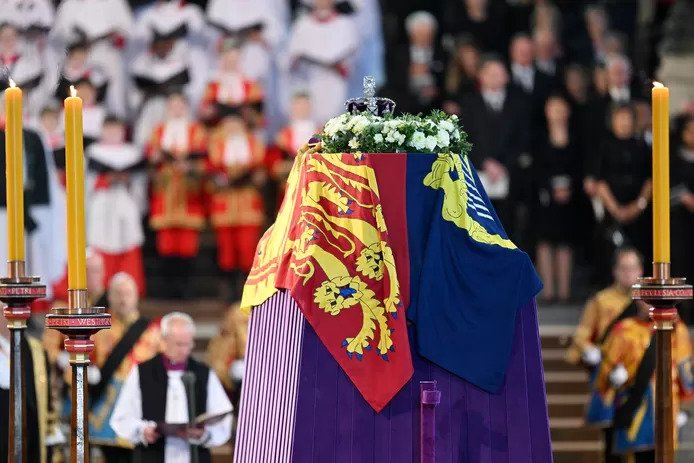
110 365 232 463
285 12 359 124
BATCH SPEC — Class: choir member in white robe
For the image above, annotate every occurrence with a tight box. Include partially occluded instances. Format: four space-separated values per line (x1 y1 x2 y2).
0 24 48 118
206 0 285 82
133 0 207 52
0 0 54 37
86 116 147 293
284 0 359 124
52 40 110 105
111 312 232 463
60 79 106 148
51 0 133 118
129 35 202 148
300 0 385 97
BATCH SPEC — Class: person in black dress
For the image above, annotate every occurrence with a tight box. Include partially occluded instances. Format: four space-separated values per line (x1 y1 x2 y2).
671 114 694 319
534 95 580 304
595 104 652 274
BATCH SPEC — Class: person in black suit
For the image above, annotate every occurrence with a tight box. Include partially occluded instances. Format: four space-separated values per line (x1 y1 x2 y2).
383 11 446 114
509 33 555 126
459 55 531 240
533 27 564 81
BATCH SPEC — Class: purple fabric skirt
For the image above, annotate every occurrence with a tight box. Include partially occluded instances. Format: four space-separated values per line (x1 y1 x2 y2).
234 291 553 463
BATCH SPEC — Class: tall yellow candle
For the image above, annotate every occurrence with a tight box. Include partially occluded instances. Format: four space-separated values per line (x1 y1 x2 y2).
5 79 24 262
64 86 87 289
651 82 670 263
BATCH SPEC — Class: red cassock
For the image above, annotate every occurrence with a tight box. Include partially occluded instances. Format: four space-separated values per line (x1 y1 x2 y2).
146 120 208 258
207 132 265 272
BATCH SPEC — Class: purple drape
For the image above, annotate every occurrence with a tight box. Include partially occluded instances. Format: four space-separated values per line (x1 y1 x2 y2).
235 292 553 463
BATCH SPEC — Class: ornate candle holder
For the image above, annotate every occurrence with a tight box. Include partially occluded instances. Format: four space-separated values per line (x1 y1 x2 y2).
0 260 46 463
632 262 693 463
45 288 110 463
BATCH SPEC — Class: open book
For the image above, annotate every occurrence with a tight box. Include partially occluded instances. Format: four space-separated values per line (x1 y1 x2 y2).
155 410 232 436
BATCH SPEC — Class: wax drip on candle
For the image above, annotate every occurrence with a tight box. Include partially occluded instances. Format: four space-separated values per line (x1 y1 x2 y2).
653 81 664 89
70 85 77 97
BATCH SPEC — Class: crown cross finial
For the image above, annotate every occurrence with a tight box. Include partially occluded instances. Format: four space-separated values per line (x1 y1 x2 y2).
364 76 377 115
346 75 395 116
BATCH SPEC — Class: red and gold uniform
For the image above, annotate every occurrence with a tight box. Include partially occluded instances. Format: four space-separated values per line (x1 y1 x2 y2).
199 76 263 127
565 285 632 365
207 129 265 272
595 317 694 456
146 119 208 258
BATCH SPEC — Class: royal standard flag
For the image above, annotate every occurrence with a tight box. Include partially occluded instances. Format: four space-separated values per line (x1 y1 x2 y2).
242 149 541 411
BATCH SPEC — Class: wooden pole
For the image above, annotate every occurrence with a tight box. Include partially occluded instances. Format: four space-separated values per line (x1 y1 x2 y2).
652 312 675 463
634 263 692 463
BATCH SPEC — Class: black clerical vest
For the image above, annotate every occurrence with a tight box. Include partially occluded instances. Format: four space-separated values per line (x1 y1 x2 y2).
0 337 50 463
135 354 211 463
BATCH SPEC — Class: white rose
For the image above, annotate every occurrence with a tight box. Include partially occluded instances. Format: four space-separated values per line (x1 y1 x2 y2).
374 133 384 143
436 130 450 147
348 138 360 149
385 132 396 143
410 131 427 150
452 128 461 140
395 132 406 145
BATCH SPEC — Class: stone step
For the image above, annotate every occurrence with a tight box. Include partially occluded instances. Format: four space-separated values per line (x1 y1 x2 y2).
551 417 601 442
547 394 588 418
540 333 573 350
542 348 582 372
552 441 603 463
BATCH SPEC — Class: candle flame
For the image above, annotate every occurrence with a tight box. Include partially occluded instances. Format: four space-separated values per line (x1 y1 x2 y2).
70 85 77 97
653 81 664 88
8 78 15 88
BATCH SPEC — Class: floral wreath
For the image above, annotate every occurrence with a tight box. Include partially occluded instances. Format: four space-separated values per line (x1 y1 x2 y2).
319 110 472 155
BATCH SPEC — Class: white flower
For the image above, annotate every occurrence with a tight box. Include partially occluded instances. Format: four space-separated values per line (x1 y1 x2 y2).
424 136 438 152
410 131 427 150
395 133 406 144
451 128 461 140
438 120 455 132
374 133 384 143
324 114 349 136
351 115 371 133
436 130 450 147
348 138 360 149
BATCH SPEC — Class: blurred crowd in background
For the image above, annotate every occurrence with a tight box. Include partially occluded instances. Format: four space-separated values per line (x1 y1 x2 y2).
0 0 692 311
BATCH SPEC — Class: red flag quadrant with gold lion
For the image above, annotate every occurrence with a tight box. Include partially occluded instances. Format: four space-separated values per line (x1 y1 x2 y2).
243 150 412 412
